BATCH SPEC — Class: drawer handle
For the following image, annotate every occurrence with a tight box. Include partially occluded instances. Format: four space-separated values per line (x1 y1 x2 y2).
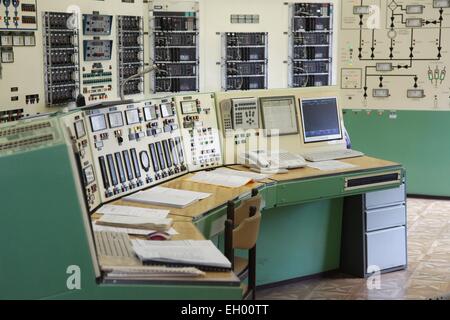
344 170 401 191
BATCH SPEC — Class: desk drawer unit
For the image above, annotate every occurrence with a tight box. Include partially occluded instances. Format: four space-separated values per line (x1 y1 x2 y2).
341 183 407 277
365 184 406 209
366 205 406 232
366 226 407 270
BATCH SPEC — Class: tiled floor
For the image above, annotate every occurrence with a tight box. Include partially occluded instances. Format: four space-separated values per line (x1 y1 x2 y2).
257 198 450 300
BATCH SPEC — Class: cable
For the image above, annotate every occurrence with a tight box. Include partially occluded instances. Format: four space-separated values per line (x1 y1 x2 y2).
292 66 310 87
154 68 172 92
226 67 244 90
120 64 158 100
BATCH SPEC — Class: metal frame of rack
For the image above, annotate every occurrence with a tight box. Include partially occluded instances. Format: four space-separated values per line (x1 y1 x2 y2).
43 11 80 106
288 3 334 88
149 10 199 93
117 15 145 97
222 32 268 91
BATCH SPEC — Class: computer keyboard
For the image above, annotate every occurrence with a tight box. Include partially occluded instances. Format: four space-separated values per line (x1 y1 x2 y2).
94 231 134 258
276 152 307 169
302 149 364 162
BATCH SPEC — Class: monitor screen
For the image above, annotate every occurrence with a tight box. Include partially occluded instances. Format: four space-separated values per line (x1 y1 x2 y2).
260 96 298 136
300 97 342 143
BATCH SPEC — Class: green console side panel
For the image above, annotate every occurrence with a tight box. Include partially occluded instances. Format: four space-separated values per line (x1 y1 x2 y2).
45 284 242 300
0 145 98 299
256 199 343 286
0 143 241 300
343 110 450 196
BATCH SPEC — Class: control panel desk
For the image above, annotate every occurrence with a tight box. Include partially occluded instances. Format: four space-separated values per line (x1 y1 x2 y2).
106 156 405 287
229 156 406 284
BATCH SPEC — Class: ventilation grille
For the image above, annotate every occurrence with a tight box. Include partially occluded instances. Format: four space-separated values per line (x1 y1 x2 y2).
0 134 54 151
0 122 51 138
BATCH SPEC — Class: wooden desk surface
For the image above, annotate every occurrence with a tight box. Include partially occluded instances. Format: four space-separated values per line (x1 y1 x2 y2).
171 221 205 240
116 174 262 219
91 156 400 288
231 156 401 183
91 218 240 286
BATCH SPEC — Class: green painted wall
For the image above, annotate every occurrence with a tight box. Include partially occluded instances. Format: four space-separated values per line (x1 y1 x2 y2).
344 109 450 197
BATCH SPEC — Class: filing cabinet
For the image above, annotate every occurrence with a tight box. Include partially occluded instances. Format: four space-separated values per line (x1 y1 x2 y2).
341 184 407 277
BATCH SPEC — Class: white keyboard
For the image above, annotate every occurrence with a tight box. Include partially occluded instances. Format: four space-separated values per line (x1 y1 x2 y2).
302 149 364 162
94 231 134 258
276 152 307 169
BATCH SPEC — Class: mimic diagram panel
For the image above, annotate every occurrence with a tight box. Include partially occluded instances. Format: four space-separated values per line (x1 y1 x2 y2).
0 0 38 30
174 93 222 172
339 0 450 109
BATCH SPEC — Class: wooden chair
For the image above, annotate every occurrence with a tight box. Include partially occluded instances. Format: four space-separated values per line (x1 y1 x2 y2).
225 189 262 300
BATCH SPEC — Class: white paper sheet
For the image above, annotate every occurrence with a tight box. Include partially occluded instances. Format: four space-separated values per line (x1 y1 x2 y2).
97 204 169 219
123 186 211 208
307 160 357 171
188 171 251 188
214 167 270 181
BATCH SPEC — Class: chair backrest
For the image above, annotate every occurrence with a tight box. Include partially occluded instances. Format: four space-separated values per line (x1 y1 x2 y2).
227 189 262 226
234 195 262 226
225 191 262 301
232 207 261 250
225 204 261 263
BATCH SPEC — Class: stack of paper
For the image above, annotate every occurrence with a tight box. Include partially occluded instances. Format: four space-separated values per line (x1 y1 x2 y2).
132 240 232 271
96 215 173 232
97 204 170 219
123 186 211 208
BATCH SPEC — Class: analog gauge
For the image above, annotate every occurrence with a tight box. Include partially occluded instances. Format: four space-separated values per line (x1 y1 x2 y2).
140 151 150 172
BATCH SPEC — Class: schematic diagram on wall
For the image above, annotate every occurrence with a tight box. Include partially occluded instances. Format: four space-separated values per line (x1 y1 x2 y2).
339 0 450 109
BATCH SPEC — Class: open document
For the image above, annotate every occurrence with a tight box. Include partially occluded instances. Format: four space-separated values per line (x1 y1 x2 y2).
132 240 232 271
123 186 211 208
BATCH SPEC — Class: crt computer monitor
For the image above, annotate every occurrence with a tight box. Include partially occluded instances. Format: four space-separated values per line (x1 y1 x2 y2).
300 97 342 143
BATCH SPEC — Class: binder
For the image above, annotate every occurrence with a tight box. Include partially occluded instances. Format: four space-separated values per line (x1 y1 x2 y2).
132 240 232 272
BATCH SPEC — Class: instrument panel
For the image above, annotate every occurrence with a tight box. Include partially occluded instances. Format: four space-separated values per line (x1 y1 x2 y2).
61 96 189 212
174 93 223 172
82 98 188 207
